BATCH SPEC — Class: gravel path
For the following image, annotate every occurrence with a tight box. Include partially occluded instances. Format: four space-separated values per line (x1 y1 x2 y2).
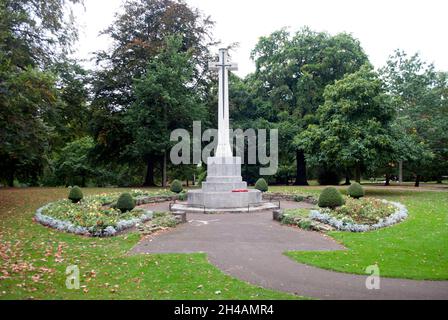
130 201 448 300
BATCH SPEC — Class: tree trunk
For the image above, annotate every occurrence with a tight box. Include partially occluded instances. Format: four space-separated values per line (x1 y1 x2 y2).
437 177 443 184
344 170 351 185
355 164 361 183
385 174 391 186
398 161 403 184
162 152 167 188
7 167 14 187
415 174 421 187
143 158 156 187
294 150 309 186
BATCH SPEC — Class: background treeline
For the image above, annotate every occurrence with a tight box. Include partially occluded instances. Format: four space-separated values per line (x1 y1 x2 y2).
1 0 447 188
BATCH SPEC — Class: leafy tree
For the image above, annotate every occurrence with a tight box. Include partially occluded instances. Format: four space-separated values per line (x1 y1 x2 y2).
0 60 56 186
90 0 214 185
0 0 83 186
0 60 88 187
53 136 95 187
0 0 82 68
251 27 369 185
39 60 90 158
297 66 397 183
380 50 447 185
125 36 206 186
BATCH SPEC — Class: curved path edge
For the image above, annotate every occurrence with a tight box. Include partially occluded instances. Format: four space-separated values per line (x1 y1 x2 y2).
130 202 448 300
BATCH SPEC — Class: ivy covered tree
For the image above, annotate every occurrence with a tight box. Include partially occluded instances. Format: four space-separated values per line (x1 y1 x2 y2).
296 65 397 183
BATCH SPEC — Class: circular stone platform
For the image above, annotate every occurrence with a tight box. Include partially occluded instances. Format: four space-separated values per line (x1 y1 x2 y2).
187 156 268 211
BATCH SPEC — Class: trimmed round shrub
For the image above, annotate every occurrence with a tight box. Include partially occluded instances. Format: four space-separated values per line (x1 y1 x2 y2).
318 187 345 209
255 178 269 192
68 186 83 203
347 182 365 199
116 193 135 213
170 180 183 194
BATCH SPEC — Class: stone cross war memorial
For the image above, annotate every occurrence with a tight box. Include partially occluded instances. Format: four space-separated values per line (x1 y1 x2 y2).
173 49 276 212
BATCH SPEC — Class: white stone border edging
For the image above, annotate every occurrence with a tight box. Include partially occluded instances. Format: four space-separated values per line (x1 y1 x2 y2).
35 203 154 237
309 200 408 232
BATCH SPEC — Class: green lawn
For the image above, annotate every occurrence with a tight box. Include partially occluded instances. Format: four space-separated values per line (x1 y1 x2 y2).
272 186 448 280
1 186 446 300
0 188 298 300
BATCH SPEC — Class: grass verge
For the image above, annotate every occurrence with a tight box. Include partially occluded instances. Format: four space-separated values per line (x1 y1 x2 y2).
0 188 299 300
276 187 448 280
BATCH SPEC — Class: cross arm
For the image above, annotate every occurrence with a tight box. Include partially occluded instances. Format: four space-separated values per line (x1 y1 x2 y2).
228 63 238 71
208 62 220 71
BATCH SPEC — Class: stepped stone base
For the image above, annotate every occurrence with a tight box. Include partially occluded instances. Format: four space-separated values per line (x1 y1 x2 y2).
171 201 278 213
187 156 265 210
188 189 262 209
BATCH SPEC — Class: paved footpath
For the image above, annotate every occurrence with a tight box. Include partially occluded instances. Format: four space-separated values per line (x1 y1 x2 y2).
130 202 448 300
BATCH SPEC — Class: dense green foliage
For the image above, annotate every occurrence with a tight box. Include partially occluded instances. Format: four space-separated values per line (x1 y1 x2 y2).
297 66 397 183
0 0 88 187
125 36 206 187
90 0 213 187
68 186 83 203
347 183 365 199
318 187 345 208
255 178 269 192
380 50 447 185
0 0 446 188
116 193 136 213
170 180 183 194
250 28 369 185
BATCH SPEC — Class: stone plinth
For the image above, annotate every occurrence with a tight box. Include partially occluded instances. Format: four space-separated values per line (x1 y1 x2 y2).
188 189 262 209
186 156 264 210
202 157 247 192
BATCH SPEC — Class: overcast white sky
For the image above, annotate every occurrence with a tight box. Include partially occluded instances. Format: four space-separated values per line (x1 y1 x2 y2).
73 0 448 77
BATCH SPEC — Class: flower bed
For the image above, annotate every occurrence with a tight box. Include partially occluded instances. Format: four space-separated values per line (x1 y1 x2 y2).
310 198 408 232
35 190 177 237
